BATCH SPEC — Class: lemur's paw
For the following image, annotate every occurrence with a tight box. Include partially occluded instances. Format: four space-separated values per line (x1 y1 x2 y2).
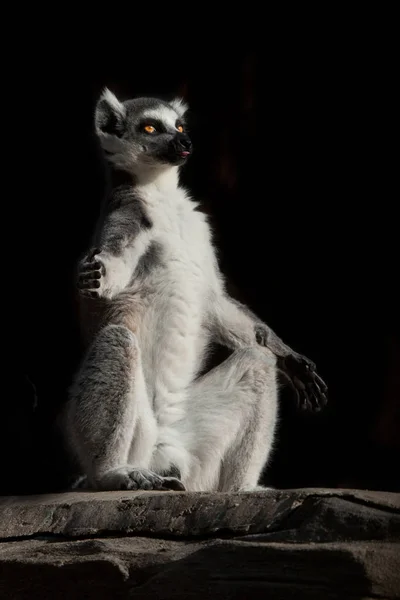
278 352 328 412
157 466 186 491
77 248 106 298
98 467 184 491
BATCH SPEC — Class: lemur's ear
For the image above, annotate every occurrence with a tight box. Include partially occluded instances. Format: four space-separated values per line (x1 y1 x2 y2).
170 97 189 119
95 87 126 136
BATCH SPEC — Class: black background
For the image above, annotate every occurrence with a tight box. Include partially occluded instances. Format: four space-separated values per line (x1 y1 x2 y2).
2 36 398 495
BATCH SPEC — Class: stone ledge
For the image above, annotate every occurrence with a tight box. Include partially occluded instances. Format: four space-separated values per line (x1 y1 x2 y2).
1 488 399 599
0 487 399 540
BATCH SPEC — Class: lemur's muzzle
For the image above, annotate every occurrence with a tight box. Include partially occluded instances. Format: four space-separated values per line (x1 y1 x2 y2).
171 133 192 157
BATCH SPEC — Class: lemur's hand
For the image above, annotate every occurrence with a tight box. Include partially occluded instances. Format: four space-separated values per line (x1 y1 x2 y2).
255 324 328 412
277 352 328 412
77 248 106 299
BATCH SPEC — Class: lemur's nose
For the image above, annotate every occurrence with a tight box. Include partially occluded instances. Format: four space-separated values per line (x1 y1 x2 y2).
176 134 192 152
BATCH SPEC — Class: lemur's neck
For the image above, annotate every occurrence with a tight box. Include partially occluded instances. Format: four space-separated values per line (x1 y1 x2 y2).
107 162 180 192
135 165 180 191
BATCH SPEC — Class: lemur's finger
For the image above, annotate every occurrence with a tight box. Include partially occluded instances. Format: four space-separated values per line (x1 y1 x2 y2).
302 358 316 372
78 280 101 290
313 371 328 393
314 390 328 408
87 248 101 261
78 270 102 281
307 385 322 411
300 389 313 411
79 261 103 274
279 370 304 408
311 377 328 405
293 376 306 391
309 378 323 398
294 386 302 409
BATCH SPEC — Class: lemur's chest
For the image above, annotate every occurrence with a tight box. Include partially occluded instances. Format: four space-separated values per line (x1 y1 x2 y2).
147 201 208 268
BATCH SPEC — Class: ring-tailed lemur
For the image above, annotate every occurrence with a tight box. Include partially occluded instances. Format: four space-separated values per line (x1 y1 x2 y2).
64 88 328 493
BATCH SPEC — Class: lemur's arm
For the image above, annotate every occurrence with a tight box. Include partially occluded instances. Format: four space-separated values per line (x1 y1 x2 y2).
208 292 328 412
77 191 151 301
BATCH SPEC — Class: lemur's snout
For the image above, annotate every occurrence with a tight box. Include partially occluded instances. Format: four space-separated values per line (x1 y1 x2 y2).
173 133 192 157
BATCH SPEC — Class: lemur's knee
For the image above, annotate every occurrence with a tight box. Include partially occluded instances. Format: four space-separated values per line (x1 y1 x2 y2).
74 324 139 390
92 324 139 363
98 323 138 349
235 346 277 371
233 347 277 395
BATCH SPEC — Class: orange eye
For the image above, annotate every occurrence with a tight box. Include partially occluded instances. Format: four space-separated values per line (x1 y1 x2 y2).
177 125 184 133
144 125 156 133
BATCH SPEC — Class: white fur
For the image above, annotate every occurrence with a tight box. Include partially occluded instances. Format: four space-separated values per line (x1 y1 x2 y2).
169 97 188 118
68 96 278 493
120 169 217 479
142 106 182 131
107 169 276 489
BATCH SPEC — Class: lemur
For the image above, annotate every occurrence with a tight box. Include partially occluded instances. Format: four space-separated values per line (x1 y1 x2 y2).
64 88 328 493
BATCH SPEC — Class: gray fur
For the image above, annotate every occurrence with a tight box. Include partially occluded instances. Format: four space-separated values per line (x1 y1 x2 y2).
96 185 152 254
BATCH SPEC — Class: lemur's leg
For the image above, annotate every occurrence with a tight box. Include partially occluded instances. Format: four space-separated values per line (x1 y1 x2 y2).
66 322 184 491
181 347 278 492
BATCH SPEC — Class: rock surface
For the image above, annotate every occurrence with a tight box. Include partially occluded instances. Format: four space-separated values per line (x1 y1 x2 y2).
0 488 399 599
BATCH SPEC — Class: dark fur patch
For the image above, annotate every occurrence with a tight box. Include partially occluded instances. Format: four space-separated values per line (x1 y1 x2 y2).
96 99 124 137
93 184 152 256
134 241 163 279
109 168 135 189
158 465 182 480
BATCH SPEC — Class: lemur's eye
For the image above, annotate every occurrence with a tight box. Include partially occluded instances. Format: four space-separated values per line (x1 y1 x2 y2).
144 125 156 134
176 125 184 133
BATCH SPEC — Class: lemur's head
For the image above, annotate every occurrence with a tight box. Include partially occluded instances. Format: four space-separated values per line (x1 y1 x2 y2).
95 88 191 174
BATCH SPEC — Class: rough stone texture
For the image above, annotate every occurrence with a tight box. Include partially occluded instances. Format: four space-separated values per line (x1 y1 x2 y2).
1 487 399 540
0 488 399 599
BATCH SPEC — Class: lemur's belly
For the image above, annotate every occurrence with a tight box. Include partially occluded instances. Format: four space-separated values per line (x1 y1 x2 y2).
138 269 207 400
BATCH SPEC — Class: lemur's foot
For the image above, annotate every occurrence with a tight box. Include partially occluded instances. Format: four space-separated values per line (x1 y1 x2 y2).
278 352 328 412
97 466 185 491
77 248 105 299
